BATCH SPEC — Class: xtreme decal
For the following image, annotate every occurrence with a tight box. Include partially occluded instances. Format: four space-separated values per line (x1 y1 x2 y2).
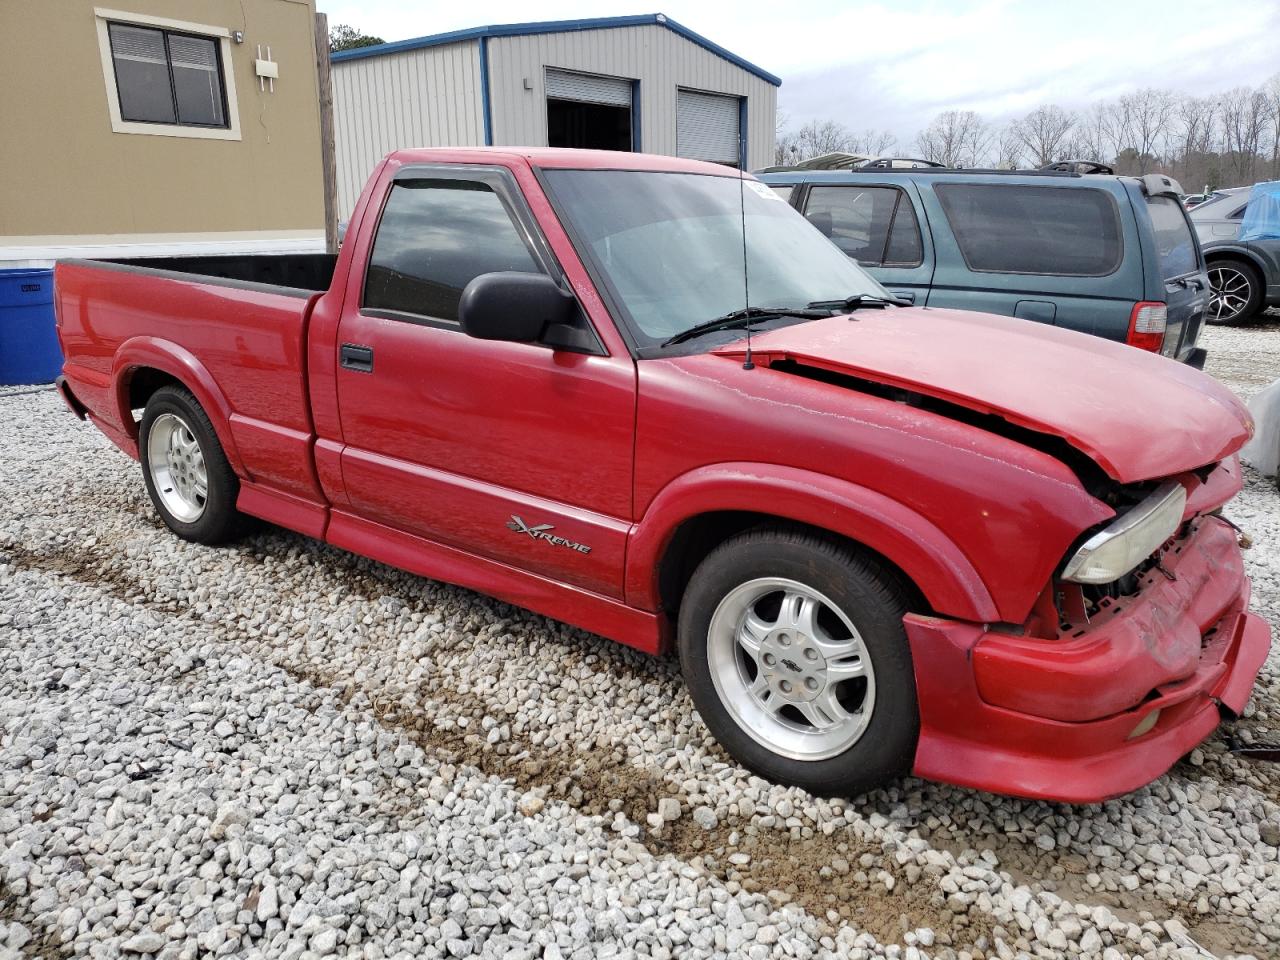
506 515 592 554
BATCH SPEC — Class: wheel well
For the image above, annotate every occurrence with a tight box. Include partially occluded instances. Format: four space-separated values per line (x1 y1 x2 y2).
1204 251 1264 278
656 511 928 620
126 367 182 416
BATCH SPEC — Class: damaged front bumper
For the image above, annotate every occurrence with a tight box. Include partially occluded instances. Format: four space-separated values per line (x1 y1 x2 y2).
905 516 1271 803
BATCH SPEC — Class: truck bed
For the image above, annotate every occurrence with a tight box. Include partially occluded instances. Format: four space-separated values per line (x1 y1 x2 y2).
93 253 338 296
54 256 327 511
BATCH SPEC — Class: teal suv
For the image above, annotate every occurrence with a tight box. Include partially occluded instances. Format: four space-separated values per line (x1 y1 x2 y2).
758 168 1209 366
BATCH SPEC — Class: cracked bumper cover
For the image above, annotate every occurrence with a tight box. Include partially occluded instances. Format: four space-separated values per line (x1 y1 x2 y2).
905 517 1271 803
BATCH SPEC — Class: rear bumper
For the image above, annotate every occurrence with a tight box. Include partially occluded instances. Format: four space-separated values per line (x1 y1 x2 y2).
1183 346 1207 370
906 517 1271 802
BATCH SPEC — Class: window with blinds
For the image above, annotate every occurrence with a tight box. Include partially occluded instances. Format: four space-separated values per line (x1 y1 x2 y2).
108 22 227 128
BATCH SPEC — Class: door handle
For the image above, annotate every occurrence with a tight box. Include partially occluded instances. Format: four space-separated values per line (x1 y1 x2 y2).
340 343 373 373
892 290 916 304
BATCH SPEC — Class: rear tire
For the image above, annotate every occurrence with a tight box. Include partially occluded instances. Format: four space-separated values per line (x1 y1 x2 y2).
1206 258 1263 325
677 526 919 797
139 386 246 544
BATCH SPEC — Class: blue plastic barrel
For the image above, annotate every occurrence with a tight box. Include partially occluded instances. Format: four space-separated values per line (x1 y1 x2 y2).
0 268 63 385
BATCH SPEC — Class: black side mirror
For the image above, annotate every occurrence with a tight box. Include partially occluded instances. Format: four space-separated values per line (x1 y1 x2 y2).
458 272 575 344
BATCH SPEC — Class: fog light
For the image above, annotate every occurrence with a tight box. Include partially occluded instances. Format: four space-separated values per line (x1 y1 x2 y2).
1128 709 1161 740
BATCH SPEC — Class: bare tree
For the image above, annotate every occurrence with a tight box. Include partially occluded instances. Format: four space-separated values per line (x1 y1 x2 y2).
774 130 802 167
1068 102 1114 165
794 119 855 159
775 75 1280 186
1012 105 1076 166
1257 73 1280 178
1219 86 1268 182
994 125 1023 169
851 128 898 156
1170 95 1217 185
1108 89 1174 173
917 111 991 167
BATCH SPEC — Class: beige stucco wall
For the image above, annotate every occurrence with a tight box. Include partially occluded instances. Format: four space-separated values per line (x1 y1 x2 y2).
0 0 323 247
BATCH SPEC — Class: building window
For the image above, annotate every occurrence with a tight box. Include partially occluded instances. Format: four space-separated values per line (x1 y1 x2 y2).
94 8 241 140
108 23 227 127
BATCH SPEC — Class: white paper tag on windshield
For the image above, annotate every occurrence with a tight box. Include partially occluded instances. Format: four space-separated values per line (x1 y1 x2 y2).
746 180 785 201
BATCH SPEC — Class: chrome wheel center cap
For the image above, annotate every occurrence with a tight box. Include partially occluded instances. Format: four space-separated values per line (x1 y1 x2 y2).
758 629 827 703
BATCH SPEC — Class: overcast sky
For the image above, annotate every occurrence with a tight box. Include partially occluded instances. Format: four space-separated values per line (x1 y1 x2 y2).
322 0 1280 145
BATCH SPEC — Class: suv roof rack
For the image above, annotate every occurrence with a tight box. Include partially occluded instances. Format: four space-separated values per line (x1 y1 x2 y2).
1040 159 1114 175
758 152 947 173
860 156 946 169
756 166 1083 178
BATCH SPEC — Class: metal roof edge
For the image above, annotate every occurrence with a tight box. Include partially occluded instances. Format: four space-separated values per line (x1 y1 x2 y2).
329 13 782 87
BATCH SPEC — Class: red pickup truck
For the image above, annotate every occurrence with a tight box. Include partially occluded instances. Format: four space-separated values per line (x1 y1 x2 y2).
55 147 1270 802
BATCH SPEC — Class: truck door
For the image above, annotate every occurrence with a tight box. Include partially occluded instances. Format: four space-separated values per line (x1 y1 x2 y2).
331 165 635 599
796 181 934 304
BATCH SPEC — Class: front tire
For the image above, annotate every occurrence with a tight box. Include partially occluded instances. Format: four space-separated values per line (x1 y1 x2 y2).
1206 258 1263 325
677 526 919 796
139 386 245 544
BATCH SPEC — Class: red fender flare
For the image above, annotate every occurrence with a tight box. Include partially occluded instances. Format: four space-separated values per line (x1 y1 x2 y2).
626 462 999 623
110 336 247 476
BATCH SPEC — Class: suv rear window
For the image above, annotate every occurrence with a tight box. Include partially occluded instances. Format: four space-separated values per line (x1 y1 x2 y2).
1145 196 1198 279
935 183 1122 276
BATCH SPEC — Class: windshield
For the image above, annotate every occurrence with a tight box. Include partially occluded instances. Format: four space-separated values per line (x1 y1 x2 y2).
543 169 887 346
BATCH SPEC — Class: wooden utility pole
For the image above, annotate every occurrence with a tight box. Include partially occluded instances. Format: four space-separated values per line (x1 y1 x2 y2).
314 11 338 254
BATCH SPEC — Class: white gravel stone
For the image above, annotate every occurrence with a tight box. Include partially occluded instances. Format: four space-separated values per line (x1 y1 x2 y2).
0 322 1278 960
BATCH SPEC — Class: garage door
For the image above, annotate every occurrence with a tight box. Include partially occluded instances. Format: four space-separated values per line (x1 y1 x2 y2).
677 90 741 166
545 68 632 107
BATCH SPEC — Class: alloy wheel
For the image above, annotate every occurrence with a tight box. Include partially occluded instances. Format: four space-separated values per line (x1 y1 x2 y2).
1207 265 1254 323
707 577 876 761
146 412 208 523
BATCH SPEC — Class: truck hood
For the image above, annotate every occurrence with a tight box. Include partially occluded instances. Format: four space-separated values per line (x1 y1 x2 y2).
712 308 1251 484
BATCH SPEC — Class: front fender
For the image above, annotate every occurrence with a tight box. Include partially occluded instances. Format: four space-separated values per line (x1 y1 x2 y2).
625 462 999 623
110 336 246 476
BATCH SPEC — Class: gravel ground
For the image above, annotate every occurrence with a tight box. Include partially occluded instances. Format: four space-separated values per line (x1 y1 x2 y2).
2 319 1279 960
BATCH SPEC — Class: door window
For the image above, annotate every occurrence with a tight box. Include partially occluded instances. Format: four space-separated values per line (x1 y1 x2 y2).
803 186 923 267
363 179 540 323
1145 196 1199 279
935 183 1122 276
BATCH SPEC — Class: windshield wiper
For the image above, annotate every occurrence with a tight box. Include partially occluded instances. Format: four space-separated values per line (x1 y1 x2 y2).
660 306 830 348
806 294 909 311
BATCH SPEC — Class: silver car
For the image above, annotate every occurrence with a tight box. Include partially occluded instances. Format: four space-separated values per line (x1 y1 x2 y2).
1191 186 1280 323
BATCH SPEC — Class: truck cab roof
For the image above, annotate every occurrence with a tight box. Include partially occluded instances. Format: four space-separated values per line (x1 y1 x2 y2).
384 146 745 176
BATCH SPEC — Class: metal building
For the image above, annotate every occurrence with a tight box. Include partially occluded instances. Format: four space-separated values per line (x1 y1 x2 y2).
330 13 780 216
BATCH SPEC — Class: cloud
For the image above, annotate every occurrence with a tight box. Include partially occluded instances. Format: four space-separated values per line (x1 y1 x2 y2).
323 0 1280 144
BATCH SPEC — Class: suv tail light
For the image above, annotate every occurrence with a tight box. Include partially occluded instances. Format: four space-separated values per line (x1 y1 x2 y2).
1126 302 1167 352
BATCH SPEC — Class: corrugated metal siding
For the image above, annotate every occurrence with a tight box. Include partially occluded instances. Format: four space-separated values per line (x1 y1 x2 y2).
331 40 484 217
487 24 776 169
